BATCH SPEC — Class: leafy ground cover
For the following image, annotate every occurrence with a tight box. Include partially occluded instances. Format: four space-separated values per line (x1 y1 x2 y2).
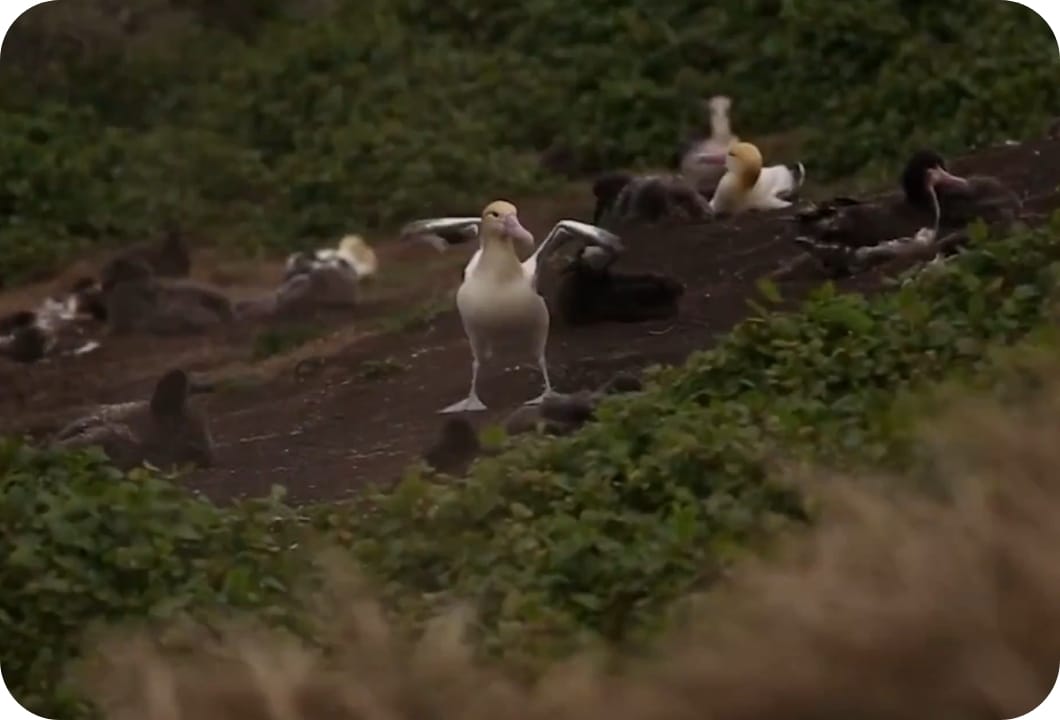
4 212 1060 718
1 0 1057 282
339 216 1060 666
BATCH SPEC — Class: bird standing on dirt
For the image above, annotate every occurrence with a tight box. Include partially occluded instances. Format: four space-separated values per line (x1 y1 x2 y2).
402 201 624 413
444 200 547 413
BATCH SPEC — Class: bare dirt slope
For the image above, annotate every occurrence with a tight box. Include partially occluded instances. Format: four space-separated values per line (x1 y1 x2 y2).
2 139 1059 504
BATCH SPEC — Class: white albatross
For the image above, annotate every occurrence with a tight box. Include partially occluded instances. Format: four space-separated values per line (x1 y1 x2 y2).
401 200 624 413
694 141 806 215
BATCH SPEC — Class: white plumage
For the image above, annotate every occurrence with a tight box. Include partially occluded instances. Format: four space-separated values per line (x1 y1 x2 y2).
284 234 378 281
401 204 623 414
705 142 806 215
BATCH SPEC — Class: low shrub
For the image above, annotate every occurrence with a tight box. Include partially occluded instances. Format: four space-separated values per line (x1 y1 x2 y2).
339 214 1060 665
0 442 311 719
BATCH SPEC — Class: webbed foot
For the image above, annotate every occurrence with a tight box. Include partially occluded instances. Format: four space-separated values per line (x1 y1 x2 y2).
523 390 554 407
439 395 488 414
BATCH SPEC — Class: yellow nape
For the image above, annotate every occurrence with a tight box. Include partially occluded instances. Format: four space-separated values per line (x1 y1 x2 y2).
730 142 763 172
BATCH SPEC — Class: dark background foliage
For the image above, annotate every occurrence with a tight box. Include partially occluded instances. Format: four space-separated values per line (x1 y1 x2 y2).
0 0 1057 282
1 4 1059 715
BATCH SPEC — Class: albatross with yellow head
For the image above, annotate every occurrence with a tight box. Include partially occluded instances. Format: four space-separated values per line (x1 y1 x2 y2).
402 200 624 413
696 141 806 216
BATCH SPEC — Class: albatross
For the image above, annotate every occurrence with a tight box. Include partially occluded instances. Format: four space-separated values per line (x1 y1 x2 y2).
792 148 1022 277
401 200 623 413
696 141 806 215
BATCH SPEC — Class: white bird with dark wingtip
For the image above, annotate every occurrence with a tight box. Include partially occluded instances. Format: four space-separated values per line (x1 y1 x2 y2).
694 141 806 215
284 234 379 283
402 201 624 414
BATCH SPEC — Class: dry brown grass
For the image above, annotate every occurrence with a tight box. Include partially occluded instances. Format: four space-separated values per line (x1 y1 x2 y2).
71 369 1060 720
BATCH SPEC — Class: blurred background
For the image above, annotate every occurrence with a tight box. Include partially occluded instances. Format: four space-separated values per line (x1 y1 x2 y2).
1 0 1057 284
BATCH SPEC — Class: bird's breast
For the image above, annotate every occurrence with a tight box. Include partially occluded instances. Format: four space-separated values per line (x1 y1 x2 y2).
457 277 546 332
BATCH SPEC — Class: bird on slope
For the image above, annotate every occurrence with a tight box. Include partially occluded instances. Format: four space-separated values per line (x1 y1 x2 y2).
400 200 624 413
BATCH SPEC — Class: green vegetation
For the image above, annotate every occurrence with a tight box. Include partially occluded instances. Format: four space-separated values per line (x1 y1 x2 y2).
1 0 1057 282
342 217 1060 667
5 212 1060 718
4 1 1060 715
0 446 309 719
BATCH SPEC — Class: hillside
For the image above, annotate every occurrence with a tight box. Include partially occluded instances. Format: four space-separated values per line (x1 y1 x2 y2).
1 2 1060 719
6 201 1060 718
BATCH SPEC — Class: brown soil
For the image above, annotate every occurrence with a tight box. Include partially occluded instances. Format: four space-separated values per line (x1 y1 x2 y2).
3 139 1059 504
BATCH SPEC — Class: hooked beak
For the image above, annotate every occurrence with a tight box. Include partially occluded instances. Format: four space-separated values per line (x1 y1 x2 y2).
926 166 970 190
503 213 536 252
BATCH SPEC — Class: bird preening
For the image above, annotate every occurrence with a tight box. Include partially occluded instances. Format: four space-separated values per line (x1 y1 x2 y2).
791 148 1021 277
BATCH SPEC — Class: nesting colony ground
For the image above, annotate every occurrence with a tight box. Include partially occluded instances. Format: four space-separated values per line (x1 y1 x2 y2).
2 138 1059 504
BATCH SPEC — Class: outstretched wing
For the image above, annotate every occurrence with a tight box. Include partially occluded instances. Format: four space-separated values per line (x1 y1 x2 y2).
400 217 481 253
522 220 625 290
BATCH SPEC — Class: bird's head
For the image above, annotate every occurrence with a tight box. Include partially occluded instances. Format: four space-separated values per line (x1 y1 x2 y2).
481 200 535 253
